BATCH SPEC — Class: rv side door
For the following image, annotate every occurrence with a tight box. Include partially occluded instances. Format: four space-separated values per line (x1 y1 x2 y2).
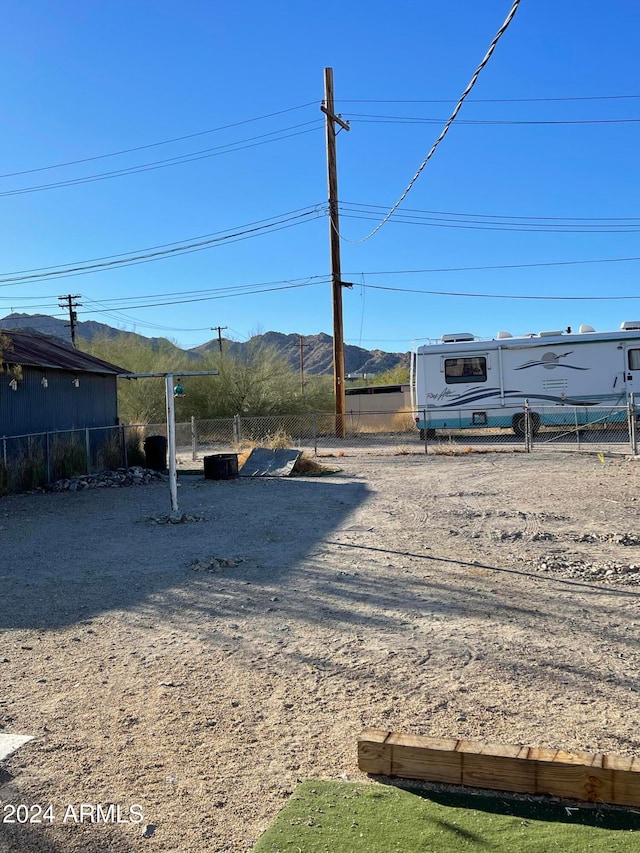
625 346 640 394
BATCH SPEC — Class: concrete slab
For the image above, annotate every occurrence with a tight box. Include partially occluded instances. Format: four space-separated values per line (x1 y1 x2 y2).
239 448 301 478
0 733 34 762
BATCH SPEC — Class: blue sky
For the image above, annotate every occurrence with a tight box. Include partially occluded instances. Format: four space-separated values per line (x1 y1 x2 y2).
1 0 639 355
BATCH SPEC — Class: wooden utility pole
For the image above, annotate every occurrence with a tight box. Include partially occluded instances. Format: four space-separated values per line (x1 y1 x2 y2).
58 294 82 348
211 325 228 353
321 67 350 437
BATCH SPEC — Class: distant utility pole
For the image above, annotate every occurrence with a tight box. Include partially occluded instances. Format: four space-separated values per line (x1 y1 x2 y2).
321 67 350 438
58 294 82 348
299 335 311 395
211 326 228 353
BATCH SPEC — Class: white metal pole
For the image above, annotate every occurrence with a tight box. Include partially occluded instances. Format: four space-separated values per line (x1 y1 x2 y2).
165 374 179 514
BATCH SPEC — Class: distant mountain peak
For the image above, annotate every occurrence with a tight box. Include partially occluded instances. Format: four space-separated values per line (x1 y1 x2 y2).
0 313 409 377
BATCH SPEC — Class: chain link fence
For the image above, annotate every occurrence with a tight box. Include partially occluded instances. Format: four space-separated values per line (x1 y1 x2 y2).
1 401 637 495
417 401 638 455
190 402 638 458
0 426 132 495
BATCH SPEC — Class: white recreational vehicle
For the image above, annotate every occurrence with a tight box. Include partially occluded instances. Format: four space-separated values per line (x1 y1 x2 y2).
411 321 640 437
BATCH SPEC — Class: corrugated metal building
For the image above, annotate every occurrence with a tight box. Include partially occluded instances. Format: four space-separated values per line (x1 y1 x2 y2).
0 331 124 437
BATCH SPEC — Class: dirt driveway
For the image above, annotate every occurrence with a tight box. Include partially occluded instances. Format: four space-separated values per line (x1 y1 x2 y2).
1 450 639 852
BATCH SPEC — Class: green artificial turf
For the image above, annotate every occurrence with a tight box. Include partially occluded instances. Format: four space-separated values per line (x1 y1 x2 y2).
252 780 639 852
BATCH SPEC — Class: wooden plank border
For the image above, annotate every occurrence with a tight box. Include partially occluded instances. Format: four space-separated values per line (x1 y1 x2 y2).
357 729 640 807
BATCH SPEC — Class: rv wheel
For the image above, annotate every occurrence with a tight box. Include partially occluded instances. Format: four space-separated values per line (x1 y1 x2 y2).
512 413 540 437
512 414 526 437
531 413 541 435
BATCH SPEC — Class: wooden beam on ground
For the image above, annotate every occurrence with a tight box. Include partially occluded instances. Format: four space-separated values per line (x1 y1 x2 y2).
357 729 640 807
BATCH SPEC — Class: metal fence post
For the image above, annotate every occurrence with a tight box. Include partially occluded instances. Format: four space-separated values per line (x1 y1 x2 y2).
422 408 428 454
232 414 242 444
312 413 318 457
45 432 51 483
524 400 532 452
629 393 638 455
121 425 128 468
574 407 581 450
85 427 91 474
191 415 197 461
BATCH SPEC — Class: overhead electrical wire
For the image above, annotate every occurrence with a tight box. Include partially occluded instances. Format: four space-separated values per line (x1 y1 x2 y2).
0 122 324 197
358 282 640 301
7 251 640 322
339 94 640 104
340 201 640 223
0 205 323 277
343 254 640 275
73 280 326 312
0 206 324 286
338 202 640 233
347 113 640 126
0 101 319 179
3 94 637 182
350 0 522 243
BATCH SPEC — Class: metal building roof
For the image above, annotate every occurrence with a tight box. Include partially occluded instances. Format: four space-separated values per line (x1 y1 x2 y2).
0 330 125 374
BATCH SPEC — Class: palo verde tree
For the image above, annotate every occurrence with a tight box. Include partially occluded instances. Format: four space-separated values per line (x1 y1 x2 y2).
79 333 191 423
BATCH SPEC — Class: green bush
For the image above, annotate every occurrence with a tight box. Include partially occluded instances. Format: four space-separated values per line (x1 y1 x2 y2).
50 438 86 481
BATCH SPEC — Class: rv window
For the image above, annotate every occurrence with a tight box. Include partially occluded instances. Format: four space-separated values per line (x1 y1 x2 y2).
444 356 487 384
628 349 640 371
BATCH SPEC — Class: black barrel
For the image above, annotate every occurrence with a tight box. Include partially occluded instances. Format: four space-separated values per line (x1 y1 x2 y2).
144 435 168 471
204 453 239 480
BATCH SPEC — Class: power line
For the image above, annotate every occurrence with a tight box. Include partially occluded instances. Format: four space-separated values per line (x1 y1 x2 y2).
339 208 640 234
343 255 640 276
0 101 318 179
339 95 640 104
4 94 636 181
359 283 640 301
347 113 640 126
351 0 522 243
0 207 324 286
0 205 322 277
0 123 324 198
74 280 325 313
6 251 640 318
340 201 640 223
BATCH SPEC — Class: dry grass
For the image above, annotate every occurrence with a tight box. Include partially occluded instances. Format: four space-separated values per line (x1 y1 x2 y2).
394 445 418 456
292 453 340 476
431 444 522 456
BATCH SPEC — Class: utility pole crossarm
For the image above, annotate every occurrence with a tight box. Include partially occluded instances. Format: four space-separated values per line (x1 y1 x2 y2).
211 326 228 353
320 105 350 132
58 294 82 349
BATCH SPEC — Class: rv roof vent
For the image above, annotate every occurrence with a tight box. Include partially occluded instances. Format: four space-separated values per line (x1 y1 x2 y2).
496 330 512 339
621 321 640 331
442 332 475 343
538 330 563 337
579 324 596 333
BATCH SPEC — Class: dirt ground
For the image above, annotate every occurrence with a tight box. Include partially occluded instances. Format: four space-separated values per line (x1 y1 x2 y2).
1 449 639 852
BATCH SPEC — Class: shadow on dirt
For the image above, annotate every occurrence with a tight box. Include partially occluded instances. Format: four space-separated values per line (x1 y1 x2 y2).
0 476 369 631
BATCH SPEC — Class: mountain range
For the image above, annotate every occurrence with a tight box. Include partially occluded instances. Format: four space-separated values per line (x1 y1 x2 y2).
0 313 410 377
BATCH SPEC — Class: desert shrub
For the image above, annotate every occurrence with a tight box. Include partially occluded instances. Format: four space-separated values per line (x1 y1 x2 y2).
97 433 125 471
125 431 146 467
12 447 47 491
50 438 86 480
